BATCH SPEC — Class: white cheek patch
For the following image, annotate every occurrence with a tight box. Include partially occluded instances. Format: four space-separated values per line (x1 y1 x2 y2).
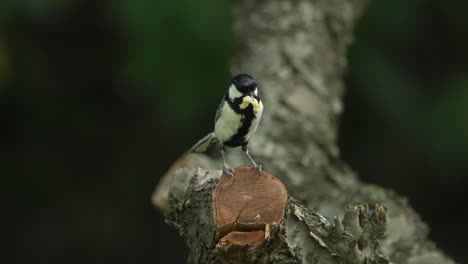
228 84 243 99
254 88 258 96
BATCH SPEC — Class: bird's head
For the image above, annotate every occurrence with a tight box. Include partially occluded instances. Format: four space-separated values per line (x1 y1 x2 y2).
228 73 258 100
228 74 261 112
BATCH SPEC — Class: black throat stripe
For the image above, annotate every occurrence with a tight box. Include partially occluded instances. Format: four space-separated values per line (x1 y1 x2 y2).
223 95 259 147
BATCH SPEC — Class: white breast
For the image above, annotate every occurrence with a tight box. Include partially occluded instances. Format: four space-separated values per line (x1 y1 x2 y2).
214 102 242 142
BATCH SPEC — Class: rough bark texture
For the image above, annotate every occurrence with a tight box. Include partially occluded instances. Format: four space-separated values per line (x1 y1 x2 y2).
155 0 456 263
167 168 388 263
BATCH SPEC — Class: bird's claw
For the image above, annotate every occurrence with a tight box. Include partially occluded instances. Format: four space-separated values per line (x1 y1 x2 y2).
254 164 262 173
223 165 235 177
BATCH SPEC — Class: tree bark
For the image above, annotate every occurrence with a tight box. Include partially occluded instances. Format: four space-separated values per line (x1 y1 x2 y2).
167 167 389 263
154 0 456 263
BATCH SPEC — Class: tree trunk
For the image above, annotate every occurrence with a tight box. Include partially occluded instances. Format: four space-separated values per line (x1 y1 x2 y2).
153 0 456 263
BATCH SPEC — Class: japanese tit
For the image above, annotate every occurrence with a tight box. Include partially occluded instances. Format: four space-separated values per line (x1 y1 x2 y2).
189 74 264 176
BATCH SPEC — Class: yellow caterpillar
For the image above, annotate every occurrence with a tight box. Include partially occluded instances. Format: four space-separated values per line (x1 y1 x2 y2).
239 96 261 112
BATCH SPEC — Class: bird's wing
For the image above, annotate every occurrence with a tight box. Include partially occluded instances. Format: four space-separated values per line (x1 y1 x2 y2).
214 96 226 123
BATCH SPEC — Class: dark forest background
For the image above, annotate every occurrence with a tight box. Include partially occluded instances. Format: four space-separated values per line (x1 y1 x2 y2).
2 0 467 263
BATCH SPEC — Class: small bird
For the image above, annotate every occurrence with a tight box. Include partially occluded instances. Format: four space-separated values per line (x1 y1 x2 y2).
189 74 264 176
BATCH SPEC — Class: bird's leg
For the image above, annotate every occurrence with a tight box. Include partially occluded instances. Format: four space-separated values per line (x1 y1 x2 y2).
242 143 262 172
220 145 234 176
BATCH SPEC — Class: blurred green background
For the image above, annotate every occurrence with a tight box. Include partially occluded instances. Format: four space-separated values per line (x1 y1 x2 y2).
2 0 467 263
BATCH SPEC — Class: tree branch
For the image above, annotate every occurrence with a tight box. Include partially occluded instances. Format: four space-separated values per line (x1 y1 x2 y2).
167 167 388 264
154 0 455 263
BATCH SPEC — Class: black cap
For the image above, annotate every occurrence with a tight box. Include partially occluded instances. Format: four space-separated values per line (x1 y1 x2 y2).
231 74 257 92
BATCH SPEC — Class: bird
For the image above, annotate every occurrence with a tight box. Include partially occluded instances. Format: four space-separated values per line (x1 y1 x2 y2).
189 73 264 176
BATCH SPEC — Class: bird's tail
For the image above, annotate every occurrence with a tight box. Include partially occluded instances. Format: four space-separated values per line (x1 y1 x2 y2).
189 132 217 153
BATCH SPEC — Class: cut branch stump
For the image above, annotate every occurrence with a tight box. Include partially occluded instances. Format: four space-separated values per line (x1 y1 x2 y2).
165 166 390 264
214 166 287 250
